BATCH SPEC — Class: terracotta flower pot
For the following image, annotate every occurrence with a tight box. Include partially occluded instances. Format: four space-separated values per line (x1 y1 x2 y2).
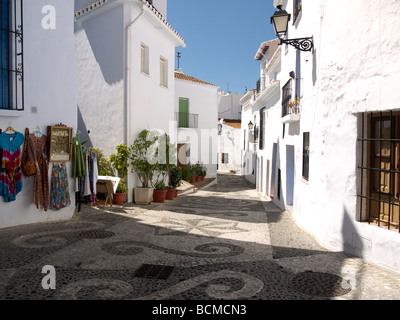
166 188 176 200
190 177 196 183
113 193 126 205
153 189 167 203
196 176 201 182
174 190 178 198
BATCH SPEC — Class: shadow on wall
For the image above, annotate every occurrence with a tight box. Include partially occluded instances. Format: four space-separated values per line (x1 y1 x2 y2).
76 7 124 85
77 106 93 148
341 207 365 300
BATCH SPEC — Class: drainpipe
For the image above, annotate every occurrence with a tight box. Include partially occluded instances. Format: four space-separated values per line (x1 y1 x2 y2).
124 2 145 202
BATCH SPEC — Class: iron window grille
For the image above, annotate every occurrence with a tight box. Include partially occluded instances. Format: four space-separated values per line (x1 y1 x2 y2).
293 0 302 24
0 0 23 111
302 132 309 181
358 111 400 232
282 79 292 118
259 107 265 150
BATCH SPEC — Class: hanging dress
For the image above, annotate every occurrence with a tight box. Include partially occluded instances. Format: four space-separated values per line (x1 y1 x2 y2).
50 163 71 211
30 133 49 211
0 132 24 202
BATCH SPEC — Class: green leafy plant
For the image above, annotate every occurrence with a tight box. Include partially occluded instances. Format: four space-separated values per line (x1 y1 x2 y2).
168 165 182 189
200 164 207 177
129 130 158 188
89 147 114 176
116 178 128 193
154 180 167 190
110 144 129 179
181 165 192 182
110 144 129 193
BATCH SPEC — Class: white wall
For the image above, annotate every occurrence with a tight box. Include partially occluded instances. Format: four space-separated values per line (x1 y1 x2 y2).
0 1 77 228
280 0 400 272
218 124 242 174
75 4 125 156
175 78 219 178
218 93 243 120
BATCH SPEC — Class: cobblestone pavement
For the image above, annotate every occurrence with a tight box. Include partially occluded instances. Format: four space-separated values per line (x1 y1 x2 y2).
1 173 400 301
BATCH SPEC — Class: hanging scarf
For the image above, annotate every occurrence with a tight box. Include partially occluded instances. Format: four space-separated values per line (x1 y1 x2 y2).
72 137 85 178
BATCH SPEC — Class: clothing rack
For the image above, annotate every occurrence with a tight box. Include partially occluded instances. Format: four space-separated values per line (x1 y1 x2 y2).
75 144 97 212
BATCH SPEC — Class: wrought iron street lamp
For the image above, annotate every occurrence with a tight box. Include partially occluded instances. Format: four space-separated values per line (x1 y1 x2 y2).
248 121 254 131
270 5 313 52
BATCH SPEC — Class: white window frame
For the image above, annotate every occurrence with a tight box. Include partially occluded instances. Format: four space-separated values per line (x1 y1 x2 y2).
160 56 168 88
140 43 149 75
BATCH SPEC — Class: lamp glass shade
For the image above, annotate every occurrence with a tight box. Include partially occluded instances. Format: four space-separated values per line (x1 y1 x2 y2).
248 121 254 130
271 8 291 37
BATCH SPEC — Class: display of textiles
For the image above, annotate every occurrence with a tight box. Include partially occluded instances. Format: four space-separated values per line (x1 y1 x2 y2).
0 129 25 202
76 147 98 210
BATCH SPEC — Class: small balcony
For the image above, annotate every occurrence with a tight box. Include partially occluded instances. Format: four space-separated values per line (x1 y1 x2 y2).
176 112 199 129
282 98 301 123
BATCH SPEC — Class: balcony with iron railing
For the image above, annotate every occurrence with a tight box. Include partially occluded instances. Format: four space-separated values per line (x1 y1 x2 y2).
281 79 301 123
175 112 199 129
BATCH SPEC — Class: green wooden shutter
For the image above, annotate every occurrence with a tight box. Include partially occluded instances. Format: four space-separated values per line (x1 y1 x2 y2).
179 98 189 128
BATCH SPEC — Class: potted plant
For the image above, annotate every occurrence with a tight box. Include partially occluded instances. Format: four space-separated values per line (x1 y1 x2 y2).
110 144 129 205
167 164 181 200
189 164 197 183
181 165 192 182
129 129 158 205
153 180 167 203
194 163 202 182
200 164 207 180
113 178 128 204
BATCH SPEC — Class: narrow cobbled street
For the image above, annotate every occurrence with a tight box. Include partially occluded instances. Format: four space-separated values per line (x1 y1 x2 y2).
1 174 400 301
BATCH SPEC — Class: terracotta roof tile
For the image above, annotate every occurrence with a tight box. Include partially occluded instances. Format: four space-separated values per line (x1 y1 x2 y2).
174 72 218 87
221 119 241 129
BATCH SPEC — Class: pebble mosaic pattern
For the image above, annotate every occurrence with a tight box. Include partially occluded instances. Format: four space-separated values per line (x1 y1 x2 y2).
1 174 400 300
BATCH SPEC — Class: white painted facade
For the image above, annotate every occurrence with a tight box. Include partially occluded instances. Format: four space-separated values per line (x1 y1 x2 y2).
218 92 243 121
174 71 219 178
74 0 185 202
218 120 242 174
247 0 400 272
0 1 77 228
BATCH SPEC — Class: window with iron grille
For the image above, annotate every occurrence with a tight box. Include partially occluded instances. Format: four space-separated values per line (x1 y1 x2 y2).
302 132 309 181
282 79 292 118
0 0 23 111
293 0 302 24
358 111 400 232
259 107 265 150
221 153 229 164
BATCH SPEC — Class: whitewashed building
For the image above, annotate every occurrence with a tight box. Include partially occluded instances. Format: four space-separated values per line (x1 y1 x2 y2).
74 0 185 201
240 38 284 200
0 1 77 228
218 119 242 174
174 70 219 178
255 0 400 272
218 92 243 121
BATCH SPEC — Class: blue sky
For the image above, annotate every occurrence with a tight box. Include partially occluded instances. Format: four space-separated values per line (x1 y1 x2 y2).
167 0 277 96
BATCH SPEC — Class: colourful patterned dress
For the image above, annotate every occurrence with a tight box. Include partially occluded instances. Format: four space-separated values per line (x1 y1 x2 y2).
0 132 24 202
50 163 71 211
29 133 49 211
